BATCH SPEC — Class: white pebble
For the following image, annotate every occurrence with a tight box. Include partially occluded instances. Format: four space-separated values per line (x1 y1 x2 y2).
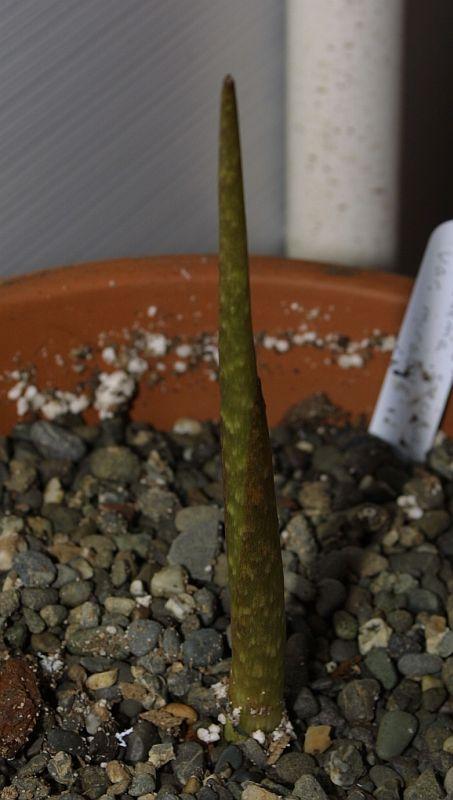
24 385 37 400
293 331 317 345
102 346 117 364
337 353 364 369
173 360 187 374
197 724 221 743
94 371 135 418
173 418 202 436
175 344 193 359
41 399 68 419
44 477 64 504
16 396 29 416
211 681 228 700
262 335 277 350
379 335 396 352
69 394 90 414
7 381 26 400
165 593 195 621
127 356 148 375
130 579 145 596
145 332 168 357
275 338 290 353
30 392 45 411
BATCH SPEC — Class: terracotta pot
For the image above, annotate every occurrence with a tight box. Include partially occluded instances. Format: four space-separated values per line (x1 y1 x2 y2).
0 255 450 438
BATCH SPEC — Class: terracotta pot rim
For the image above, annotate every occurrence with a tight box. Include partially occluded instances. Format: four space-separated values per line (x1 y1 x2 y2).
0 254 412 309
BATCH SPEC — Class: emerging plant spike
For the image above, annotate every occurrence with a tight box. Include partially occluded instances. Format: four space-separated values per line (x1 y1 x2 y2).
218 75 285 737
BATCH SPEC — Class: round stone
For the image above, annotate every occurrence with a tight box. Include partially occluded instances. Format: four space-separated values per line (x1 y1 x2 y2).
182 629 223 668
66 626 130 659
59 580 92 608
14 551 56 587
126 619 162 656
333 609 358 640
376 710 418 760
90 446 140 483
172 741 204 784
398 653 442 678
364 648 398 690
338 679 380 722
30 421 86 461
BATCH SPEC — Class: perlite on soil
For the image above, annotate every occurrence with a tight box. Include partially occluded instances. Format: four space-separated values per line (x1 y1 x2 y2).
2 396 453 799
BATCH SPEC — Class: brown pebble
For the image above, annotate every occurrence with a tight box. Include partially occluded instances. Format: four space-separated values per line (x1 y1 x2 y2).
164 702 198 724
0 657 42 758
183 776 201 794
86 668 118 691
304 724 332 755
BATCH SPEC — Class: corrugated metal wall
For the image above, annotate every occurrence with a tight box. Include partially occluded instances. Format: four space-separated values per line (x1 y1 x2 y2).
0 0 284 277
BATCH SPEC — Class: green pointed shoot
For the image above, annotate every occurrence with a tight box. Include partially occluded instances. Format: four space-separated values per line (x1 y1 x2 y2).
218 76 285 738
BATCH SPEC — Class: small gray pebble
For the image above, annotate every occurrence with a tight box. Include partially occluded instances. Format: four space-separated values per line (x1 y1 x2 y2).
169 505 220 581
214 745 243 773
338 679 380 723
30 421 86 461
273 751 316 784
406 588 441 614
293 774 328 799
79 765 108 800
376 710 418 760
0 589 20 618
365 648 398 690
47 728 86 756
398 653 442 677
21 587 58 610
90 445 141 483
404 768 443 800
162 627 182 660
172 741 204 784
182 628 223 667
66 625 130 659
129 772 156 796
238 738 267 769
14 551 56 587
125 720 158 763
127 619 162 656
59 580 92 608
293 686 320 720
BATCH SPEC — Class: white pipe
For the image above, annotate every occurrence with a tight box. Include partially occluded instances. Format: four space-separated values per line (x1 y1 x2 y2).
286 0 404 269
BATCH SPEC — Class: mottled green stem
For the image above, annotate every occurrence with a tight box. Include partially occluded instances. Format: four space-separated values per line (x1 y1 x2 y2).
218 75 285 738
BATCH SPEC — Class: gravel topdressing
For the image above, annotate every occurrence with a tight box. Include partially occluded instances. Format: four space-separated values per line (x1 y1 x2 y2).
2 396 453 799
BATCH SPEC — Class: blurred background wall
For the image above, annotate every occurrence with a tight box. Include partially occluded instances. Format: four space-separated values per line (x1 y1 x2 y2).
0 0 452 278
0 0 284 276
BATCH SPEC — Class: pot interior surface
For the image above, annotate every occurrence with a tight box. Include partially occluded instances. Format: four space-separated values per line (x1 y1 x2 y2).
1 255 448 439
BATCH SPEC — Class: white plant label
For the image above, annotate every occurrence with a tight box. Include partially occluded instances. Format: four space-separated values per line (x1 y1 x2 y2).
369 220 453 461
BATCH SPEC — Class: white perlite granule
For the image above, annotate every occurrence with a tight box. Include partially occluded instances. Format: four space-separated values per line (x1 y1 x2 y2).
94 370 135 418
127 356 148 375
211 681 228 701
101 346 117 364
397 494 423 520
337 353 364 369
197 724 221 743
175 344 193 359
144 332 168 357
173 360 188 374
